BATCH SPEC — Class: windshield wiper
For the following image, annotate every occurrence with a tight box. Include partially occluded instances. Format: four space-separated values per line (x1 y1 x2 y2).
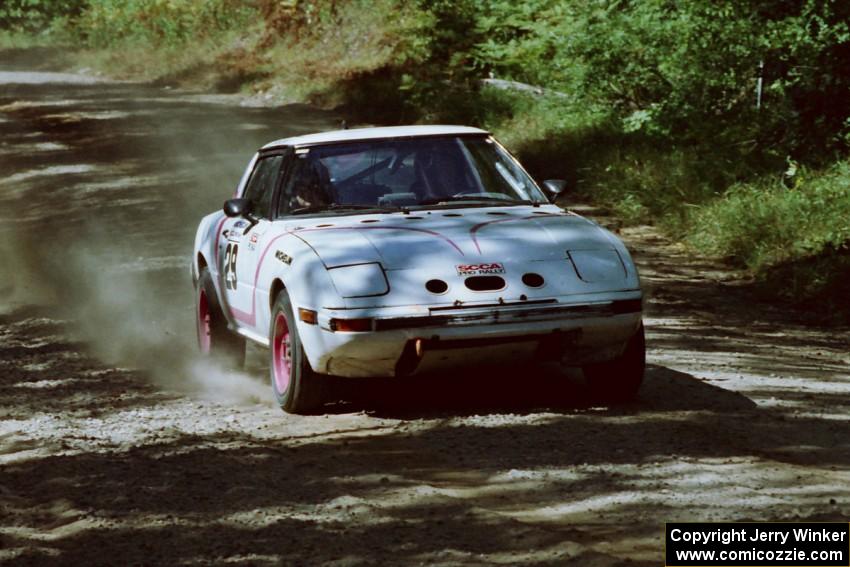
418 195 527 206
290 204 397 215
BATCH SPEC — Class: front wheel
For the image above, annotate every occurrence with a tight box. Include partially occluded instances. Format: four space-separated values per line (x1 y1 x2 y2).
583 324 645 403
196 267 245 368
270 291 326 414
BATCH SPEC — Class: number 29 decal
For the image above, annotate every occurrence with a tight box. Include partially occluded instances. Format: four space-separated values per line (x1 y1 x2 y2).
223 243 238 290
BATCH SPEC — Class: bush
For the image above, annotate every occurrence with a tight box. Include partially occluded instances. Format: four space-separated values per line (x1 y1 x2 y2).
0 0 85 32
73 0 257 48
684 160 850 313
688 161 850 270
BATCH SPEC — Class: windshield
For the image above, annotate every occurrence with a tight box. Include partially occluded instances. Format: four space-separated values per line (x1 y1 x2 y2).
277 135 547 215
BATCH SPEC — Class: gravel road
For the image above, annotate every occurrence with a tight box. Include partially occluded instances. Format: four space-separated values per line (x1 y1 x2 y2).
1 52 848 566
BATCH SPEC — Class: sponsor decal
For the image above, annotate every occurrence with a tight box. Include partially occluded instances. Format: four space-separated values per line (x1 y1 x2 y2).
226 221 248 242
457 262 505 276
246 232 259 250
275 250 293 265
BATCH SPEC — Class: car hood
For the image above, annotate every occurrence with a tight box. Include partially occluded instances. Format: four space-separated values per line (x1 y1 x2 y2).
285 205 618 270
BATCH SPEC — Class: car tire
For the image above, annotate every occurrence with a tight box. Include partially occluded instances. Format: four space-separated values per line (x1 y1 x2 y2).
196 267 245 368
269 291 326 414
583 323 645 403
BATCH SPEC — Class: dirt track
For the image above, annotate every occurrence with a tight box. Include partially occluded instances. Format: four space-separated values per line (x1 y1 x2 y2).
1 52 849 566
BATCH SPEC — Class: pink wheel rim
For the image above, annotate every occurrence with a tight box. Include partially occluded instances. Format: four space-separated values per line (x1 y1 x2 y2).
272 312 292 393
197 289 211 353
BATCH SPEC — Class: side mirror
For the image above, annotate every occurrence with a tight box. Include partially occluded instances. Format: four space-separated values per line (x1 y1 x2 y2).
223 198 252 218
542 179 568 202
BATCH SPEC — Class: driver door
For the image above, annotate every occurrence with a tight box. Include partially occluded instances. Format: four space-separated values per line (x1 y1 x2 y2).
220 153 285 332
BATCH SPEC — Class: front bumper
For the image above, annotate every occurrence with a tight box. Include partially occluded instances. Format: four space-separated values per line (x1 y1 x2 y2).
297 291 643 377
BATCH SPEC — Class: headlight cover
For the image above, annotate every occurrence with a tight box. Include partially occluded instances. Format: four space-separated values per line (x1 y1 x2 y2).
568 249 627 283
327 262 389 298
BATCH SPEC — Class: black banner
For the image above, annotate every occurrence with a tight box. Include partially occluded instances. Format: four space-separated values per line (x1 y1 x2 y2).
666 522 850 566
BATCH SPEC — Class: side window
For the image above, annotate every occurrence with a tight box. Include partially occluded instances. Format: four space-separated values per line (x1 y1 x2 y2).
242 155 283 219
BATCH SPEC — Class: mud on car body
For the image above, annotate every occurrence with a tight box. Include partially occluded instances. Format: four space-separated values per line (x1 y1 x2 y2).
192 125 644 413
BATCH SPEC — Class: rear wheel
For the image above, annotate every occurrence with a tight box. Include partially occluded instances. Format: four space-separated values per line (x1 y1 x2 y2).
583 324 645 403
196 267 245 368
270 291 326 414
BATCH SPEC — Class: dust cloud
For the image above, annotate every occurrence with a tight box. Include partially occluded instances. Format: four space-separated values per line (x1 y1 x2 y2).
0 67 339 405
61 227 271 406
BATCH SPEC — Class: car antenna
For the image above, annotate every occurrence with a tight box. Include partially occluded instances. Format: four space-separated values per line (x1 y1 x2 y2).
340 120 348 130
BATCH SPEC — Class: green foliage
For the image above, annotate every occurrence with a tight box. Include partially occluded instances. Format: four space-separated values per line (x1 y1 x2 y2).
688 161 850 270
684 159 850 315
15 0 850 162
478 0 850 156
611 193 650 225
0 0 85 32
73 0 256 48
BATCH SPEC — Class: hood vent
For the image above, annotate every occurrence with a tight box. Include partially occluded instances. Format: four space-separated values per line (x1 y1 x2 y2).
522 273 545 287
464 276 506 291
425 279 449 294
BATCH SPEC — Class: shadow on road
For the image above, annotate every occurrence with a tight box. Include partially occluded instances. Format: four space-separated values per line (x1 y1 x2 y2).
324 363 756 419
3 300 848 565
2 348 848 565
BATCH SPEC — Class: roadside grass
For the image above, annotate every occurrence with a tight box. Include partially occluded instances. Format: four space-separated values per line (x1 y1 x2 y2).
61 0 425 101
688 162 850 271
262 0 425 99
687 162 850 321
47 0 265 90
0 30 48 49
69 29 267 91
0 30 79 71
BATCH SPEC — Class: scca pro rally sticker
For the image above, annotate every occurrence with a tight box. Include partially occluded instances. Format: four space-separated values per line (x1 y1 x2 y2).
457 263 505 276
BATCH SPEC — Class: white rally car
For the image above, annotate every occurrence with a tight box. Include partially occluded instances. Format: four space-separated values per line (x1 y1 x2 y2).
192 125 644 413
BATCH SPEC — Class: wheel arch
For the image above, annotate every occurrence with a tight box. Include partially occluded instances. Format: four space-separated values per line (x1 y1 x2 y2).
270 278 286 310
193 212 220 284
193 251 210 285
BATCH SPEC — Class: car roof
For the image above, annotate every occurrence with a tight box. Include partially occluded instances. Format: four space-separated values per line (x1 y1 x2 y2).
260 125 490 150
